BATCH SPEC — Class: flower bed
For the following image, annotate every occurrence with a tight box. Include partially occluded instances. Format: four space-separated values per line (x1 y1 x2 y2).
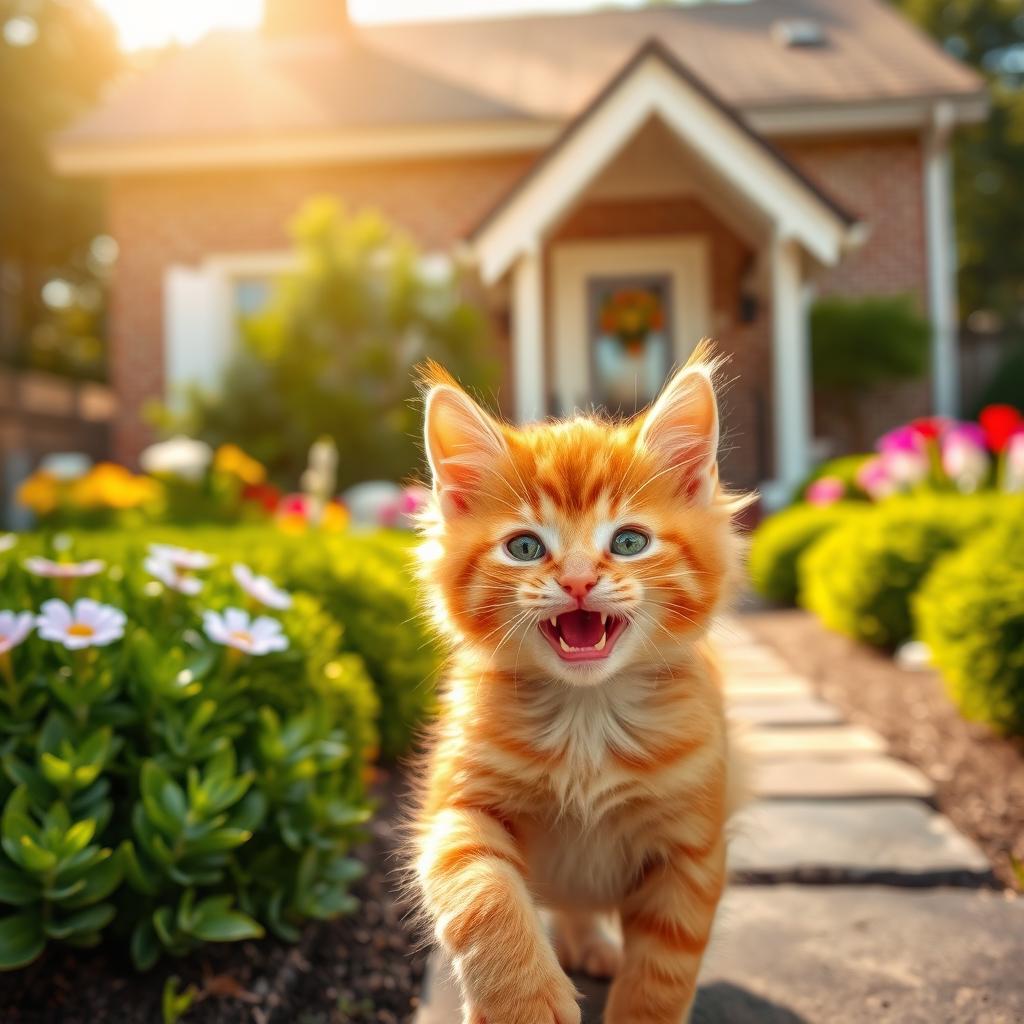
0 537 378 972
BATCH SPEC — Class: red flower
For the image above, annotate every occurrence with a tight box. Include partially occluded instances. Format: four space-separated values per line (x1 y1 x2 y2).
909 417 945 441
979 404 1024 453
242 482 282 513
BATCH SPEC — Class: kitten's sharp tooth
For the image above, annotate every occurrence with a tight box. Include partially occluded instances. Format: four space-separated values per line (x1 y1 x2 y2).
600 612 608 626
559 636 571 652
595 632 607 651
549 617 558 628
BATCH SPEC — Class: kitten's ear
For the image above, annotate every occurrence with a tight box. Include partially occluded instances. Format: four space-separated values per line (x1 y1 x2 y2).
423 379 506 515
638 360 720 503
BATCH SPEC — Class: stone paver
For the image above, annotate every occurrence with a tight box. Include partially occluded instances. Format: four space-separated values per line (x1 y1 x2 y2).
724 676 814 701
728 696 844 727
730 799 992 883
753 755 935 800
744 723 887 759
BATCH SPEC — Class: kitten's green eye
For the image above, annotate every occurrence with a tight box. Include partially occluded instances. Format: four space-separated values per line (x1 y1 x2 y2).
505 533 546 561
611 529 650 556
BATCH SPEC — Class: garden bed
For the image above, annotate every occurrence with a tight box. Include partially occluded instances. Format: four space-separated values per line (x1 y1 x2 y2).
744 609 1024 892
0 769 427 1024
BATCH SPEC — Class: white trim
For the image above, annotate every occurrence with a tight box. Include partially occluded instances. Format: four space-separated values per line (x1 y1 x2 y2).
767 236 813 499
52 120 560 176
474 53 856 284
512 249 546 422
924 103 959 416
163 251 295 407
746 94 988 137
549 238 711 417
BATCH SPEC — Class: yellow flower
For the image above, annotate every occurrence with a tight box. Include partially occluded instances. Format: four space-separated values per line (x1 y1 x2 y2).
321 502 349 532
16 471 60 515
214 444 266 486
69 463 162 510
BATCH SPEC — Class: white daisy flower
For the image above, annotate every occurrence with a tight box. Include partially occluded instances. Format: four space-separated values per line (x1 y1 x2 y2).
0 535 16 555
147 543 215 571
37 599 126 650
202 608 288 657
139 436 212 482
24 557 105 579
0 611 34 655
144 556 203 596
232 563 292 611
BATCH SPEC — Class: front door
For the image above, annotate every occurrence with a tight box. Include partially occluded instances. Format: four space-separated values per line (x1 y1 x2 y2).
549 238 711 417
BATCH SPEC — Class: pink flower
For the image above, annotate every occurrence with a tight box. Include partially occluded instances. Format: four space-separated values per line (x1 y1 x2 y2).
941 423 990 493
805 476 845 506
856 456 897 501
877 426 928 488
24 557 105 580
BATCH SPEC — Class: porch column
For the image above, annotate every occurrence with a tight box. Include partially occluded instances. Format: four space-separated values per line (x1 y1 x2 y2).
770 234 813 502
924 101 959 417
512 246 545 422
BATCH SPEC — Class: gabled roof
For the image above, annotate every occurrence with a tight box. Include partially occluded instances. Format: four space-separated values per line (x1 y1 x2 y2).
472 40 863 282
366 0 984 120
53 0 985 176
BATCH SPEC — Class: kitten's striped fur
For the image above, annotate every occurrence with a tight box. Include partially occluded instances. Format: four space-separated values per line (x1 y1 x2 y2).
412 344 750 1023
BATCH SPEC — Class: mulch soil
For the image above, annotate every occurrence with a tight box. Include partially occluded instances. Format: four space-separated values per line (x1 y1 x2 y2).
1 767 427 1024
743 608 1024 892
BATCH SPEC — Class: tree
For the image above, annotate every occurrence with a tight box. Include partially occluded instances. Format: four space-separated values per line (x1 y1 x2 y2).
891 0 1024 324
181 198 499 490
0 0 121 373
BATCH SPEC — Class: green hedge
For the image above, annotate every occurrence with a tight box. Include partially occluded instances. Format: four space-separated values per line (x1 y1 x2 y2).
67 527 440 760
798 495 1006 649
916 520 1024 734
0 540 378 970
749 502 866 605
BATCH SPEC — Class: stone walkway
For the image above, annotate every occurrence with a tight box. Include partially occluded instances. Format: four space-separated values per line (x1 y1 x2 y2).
417 617 1023 1023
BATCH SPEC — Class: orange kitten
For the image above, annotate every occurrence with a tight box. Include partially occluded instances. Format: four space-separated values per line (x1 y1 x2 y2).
412 345 750 1024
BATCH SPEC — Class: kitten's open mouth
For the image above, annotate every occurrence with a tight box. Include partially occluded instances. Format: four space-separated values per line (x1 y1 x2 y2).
538 610 627 662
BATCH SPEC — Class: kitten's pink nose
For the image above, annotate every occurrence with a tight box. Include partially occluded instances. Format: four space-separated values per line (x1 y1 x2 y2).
559 572 597 601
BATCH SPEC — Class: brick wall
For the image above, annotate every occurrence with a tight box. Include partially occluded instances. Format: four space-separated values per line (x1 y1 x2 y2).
107 153 534 463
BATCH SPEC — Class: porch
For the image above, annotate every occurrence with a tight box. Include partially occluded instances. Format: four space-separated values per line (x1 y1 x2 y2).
470 43 863 502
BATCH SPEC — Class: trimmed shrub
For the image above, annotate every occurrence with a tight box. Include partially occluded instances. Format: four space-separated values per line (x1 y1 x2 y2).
749 502 866 605
0 540 378 971
798 495 1008 648
916 519 1024 734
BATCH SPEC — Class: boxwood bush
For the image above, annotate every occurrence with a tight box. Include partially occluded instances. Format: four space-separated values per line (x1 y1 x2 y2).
749 502 866 605
0 540 378 970
916 520 1024 734
67 527 440 760
798 495 1007 649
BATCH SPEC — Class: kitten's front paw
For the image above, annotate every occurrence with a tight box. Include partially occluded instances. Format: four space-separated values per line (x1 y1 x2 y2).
464 968 581 1024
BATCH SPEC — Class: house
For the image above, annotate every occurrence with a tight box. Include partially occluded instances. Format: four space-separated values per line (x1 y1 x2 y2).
52 0 986 503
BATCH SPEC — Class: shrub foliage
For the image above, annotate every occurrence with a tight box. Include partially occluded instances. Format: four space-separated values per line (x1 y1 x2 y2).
0 543 378 970
749 502 865 605
798 495 1003 648
916 519 1024 734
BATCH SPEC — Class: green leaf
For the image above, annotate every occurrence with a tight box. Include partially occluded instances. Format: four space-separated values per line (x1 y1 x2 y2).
40 753 72 787
130 918 161 971
152 906 176 947
17 836 57 874
61 849 122 909
0 912 44 970
59 820 96 860
140 763 185 838
0 864 36 908
119 840 159 895
188 906 264 943
44 902 115 940
184 828 251 855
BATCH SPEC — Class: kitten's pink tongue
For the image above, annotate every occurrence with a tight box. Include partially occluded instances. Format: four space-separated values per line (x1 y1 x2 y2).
557 609 604 647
